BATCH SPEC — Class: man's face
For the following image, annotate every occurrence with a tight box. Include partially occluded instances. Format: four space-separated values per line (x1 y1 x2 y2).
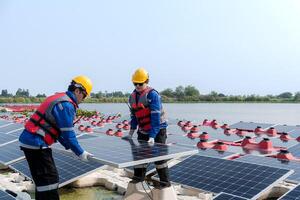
133 82 147 92
74 88 87 104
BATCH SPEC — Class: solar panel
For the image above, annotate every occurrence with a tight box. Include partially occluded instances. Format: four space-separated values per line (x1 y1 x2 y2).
229 122 275 131
165 154 292 199
235 155 300 183
10 149 104 187
0 141 24 165
214 192 248 200
0 120 12 127
253 137 298 149
166 134 204 146
0 190 15 200
199 127 244 142
278 184 300 200
0 123 23 134
78 136 198 168
0 134 18 146
288 144 300 158
273 125 300 134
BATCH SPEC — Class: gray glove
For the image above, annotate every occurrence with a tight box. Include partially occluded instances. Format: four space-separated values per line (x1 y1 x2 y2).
79 151 94 162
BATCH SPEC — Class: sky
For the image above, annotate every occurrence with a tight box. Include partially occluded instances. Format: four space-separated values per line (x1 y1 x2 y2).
0 0 300 96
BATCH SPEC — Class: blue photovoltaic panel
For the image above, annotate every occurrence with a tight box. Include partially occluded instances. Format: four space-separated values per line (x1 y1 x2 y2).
0 190 15 200
235 155 300 183
166 154 292 199
78 136 198 168
273 125 300 134
253 137 298 149
10 149 104 187
229 122 275 131
166 134 204 146
214 192 248 200
279 184 300 200
0 120 12 127
0 123 23 134
0 141 24 165
288 144 300 158
0 134 18 146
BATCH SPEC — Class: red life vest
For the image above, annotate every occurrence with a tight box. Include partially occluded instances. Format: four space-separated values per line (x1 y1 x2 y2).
129 87 166 132
25 92 78 145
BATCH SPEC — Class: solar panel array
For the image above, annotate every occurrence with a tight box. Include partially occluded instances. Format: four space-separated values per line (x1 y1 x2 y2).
166 154 292 199
288 144 300 158
78 136 198 168
235 155 300 183
0 123 23 134
273 125 300 134
279 184 300 200
0 190 15 200
10 149 105 187
214 192 248 200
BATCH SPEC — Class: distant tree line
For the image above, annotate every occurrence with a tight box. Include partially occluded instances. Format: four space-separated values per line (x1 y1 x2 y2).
1 87 300 103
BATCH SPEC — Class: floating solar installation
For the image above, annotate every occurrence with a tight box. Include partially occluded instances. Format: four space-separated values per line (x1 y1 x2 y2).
230 122 275 131
0 120 11 127
289 130 300 139
78 136 198 168
214 192 248 200
236 154 300 183
197 149 238 159
0 190 15 200
0 141 24 165
166 154 292 199
253 137 298 149
288 144 300 158
10 149 104 187
278 184 300 200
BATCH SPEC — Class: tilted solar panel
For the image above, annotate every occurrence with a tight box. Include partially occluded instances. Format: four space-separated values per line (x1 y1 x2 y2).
235 154 300 183
10 149 104 187
278 184 300 200
165 154 292 199
78 136 198 168
230 122 275 131
0 141 24 165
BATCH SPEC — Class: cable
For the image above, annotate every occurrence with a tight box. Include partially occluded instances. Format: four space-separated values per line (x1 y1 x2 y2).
141 163 153 200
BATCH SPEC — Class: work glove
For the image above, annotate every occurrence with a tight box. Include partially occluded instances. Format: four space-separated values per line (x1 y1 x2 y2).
147 137 155 145
122 129 135 140
79 151 94 162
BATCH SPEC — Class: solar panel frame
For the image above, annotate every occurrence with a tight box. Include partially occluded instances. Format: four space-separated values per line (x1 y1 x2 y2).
78 136 198 168
278 184 300 200
0 190 16 200
164 154 293 199
9 149 105 188
214 192 249 200
235 154 300 184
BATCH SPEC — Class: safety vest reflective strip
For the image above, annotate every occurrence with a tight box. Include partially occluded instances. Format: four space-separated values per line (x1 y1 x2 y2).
36 182 59 192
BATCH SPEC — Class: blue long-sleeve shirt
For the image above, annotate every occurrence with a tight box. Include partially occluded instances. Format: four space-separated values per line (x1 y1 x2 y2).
19 91 84 156
130 89 167 138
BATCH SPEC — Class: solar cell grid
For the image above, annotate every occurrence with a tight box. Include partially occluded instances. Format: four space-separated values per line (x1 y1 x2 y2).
0 141 24 165
166 154 292 199
10 149 104 187
279 184 300 200
78 136 198 168
236 155 300 183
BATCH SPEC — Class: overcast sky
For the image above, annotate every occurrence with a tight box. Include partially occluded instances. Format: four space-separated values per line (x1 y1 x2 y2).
1 0 300 96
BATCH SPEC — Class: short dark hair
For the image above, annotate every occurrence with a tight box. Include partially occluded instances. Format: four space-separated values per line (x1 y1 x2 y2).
68 81 86 93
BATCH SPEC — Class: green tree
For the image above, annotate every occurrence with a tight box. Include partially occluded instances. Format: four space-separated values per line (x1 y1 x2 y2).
277 92 293 99
160 88 174 98
184 85 200 97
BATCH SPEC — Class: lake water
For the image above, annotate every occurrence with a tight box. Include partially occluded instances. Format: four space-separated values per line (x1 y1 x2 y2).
80 103 300 125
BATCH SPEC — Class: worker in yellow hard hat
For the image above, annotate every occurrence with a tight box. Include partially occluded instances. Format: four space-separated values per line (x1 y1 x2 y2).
19 75 93 200
123 68 173 194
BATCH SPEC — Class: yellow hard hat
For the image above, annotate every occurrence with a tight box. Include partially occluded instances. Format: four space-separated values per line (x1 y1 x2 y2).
132 68 149 83
72 75 93 96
